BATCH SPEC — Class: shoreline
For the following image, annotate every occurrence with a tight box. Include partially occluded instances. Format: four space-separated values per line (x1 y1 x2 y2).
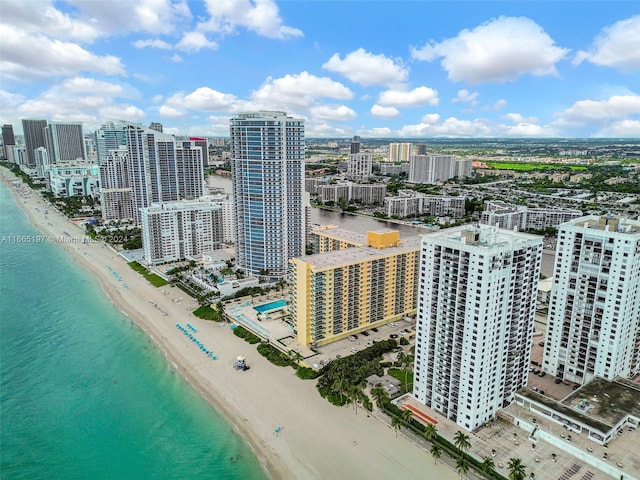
2 168 457 480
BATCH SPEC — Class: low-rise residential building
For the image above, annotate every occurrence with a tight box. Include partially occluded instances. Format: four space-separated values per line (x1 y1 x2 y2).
317 181 386 205
384 190 465 218
481 200 583 231
45 162 100 197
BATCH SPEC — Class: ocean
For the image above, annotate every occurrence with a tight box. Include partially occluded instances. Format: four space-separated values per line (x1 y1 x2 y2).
0 182 267 480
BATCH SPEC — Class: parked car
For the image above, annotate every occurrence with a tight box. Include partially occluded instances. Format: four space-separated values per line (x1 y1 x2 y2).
538 341 545 347
555 378 563 384
361 331 369 336
390 334 398 339
539 390 545 395
348 336 356 342
538 371 546 377
371 327 379 332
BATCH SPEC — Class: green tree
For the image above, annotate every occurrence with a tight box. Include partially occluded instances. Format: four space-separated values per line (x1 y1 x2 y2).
481 456 496 476
391 415 402 438
370 387 387 407
507 457 526 480
456 456 470 479
401 409 413 425
424 423 438 442
454 430 472 454
430 443 442 465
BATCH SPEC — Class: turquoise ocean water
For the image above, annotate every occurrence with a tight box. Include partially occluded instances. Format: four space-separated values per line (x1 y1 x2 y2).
0 182 267 480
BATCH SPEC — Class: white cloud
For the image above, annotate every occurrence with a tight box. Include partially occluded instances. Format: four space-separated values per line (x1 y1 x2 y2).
159 105 185 118
161 87 237 117
502 113 538 124
251 71 353 112
182 87 238 110
200 0 302 39
171 54 183 63
370 105 400 118
100 104 146 121
421 113 441 124
1 0 101 42
68 0 192 36
377 86 438 107
2 79 146 131
398 117 494 138
323 48 408 87
555 95 640 123
357 127 393 138
175 31 218 52
574 15 640 71
595 119 640 137
0 24 125 81
59 77 124 96
133 38 173 49
411 16 569 84
452 89 479 105
310 104 357 122
491 99 508 111
305 121 351 138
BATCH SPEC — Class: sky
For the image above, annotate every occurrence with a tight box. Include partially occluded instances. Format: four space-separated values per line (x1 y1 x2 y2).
1 0 639 139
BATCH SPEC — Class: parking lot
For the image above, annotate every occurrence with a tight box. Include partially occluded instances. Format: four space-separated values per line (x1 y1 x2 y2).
309 317 416 368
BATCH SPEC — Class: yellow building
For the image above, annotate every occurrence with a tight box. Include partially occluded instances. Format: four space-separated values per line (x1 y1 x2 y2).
290 228 420 347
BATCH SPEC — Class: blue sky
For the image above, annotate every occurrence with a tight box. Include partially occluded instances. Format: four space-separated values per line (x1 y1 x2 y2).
1 0 639 138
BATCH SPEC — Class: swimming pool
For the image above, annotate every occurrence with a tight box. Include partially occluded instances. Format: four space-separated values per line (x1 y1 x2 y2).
253 299 287 313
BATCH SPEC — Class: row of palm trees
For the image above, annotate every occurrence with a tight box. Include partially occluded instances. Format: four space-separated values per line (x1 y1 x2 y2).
384 401 529 480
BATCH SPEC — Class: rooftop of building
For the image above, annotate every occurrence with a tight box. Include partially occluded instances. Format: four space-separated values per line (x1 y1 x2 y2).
567 214 640 234
311 225 367 245
561 377 640 428
518 376 640 433
297 234 422 270
423 223 542 250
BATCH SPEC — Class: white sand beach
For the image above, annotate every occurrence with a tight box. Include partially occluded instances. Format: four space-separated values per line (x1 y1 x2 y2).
2 169 457 480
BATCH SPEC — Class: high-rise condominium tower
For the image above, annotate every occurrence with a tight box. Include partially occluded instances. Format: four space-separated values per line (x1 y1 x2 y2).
414 224 542 431
125 123 204 223
44 121 86 163
95 122 127 162
230 111 305 280
2 124 15 159
542 215 640 384
21 119 48 167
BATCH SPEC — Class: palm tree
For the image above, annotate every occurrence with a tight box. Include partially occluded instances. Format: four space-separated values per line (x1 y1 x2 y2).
424 423 438 442
481 456 496 476
348 386 363 415
391 415 402 437
370 386 388 408
331 376 348 403
454 430 472 454
508 457 527 480
288 349 302 366
430 443 442 465
456 455 470 479
401 408 413 426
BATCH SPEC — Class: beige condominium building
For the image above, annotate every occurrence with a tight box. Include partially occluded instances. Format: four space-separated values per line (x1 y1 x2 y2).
290 227 420 347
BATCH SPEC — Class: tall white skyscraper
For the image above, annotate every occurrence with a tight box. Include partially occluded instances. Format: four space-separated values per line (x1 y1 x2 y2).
414 224 542 431
346 152 372 180
141 198 224 264
230 111 305 280
44 121 86 163
542 215 640 384
126 123 204 223
100 146 134 222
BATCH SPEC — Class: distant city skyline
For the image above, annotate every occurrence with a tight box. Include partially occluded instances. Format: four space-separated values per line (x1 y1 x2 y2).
0 1 639 138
